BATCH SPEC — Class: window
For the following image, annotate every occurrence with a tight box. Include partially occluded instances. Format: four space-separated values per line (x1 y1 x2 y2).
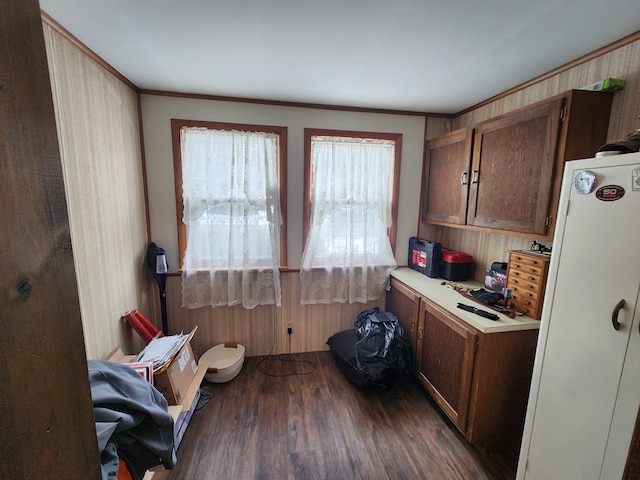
300 128 401 304
172 119 287 308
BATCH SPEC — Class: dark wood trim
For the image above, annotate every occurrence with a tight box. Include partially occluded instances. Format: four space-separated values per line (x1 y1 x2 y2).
623 402 640 479
459 29 640 116
40 10 139 92
142 88 438 118
302 129 314 251
390 137 402 254
170 120 186 268
278 129 289 268
137 93 152 245
302 127 404 142
302 128 402 254
170 119 288 269
418 119 430 236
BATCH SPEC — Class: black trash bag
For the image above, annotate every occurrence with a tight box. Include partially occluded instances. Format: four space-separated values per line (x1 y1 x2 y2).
327 307 411 388
354 307 411 380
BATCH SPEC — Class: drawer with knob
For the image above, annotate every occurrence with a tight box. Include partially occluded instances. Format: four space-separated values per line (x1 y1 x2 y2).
506 250 550 320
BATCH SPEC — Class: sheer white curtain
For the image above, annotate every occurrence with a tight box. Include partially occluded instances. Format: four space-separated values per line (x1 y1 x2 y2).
180 127 282 309
300 136 397 304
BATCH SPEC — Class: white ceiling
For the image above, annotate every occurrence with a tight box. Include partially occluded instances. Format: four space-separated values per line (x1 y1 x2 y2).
39 0 640 114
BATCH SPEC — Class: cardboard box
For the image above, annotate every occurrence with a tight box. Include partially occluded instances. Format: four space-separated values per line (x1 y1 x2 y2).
105 327 199 405
152 328 199 405
175 390 199 448
173 363 206 449
143 466 171 480
104 348 145 368
106 334 207 480
143 363 208 479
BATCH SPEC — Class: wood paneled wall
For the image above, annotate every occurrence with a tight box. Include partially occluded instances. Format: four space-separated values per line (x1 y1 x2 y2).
163 271 383 358
419 36 640 281
43 22 152 359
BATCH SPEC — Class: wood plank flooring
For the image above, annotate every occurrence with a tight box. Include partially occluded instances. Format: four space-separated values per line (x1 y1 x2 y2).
168 351 516 480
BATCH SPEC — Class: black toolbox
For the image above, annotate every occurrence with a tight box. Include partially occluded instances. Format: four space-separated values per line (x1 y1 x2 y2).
408 237 441 278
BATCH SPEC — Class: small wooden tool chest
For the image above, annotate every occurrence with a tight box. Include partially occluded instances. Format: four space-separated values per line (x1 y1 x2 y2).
506 250 550 320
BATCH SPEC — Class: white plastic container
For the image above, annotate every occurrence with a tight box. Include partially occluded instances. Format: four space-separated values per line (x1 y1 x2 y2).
199 343 245 383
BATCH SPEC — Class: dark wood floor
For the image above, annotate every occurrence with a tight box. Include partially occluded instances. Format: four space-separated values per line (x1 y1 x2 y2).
168 351 517 480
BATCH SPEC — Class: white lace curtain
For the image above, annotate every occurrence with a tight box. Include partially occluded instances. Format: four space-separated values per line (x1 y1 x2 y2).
300 136 397 304
180 127 282 309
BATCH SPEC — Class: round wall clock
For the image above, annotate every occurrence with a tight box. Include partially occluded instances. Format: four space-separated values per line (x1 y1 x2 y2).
573 170 598 195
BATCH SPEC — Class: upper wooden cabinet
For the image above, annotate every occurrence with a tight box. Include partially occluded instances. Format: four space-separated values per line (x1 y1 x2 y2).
468 99 563 234
422 128 474 225
422 90 613 239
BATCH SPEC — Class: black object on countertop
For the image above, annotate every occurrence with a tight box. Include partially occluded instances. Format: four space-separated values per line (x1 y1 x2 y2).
457 302 499 321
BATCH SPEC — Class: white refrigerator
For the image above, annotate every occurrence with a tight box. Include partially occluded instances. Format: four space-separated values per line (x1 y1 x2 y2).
517 152 640 479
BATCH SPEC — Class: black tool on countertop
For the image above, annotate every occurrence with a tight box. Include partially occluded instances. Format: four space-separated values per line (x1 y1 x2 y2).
457 302 499 321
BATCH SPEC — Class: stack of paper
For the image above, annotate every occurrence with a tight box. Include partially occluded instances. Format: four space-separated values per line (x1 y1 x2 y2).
136 333 190 372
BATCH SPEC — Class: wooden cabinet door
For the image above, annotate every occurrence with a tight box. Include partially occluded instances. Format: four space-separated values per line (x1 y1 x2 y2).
417 298 477 432
467 99 563 234
422 128 474 225
386 277 421 367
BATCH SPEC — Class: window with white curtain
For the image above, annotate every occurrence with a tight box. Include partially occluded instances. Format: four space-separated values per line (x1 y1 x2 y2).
300 129 400 304
171 120 287 309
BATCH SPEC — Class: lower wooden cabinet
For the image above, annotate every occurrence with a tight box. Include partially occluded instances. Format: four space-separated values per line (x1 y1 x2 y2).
386 278 421 363
417 297 477 432
387 275 539 455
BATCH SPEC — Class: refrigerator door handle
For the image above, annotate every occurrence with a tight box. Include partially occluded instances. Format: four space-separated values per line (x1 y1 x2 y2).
612 299 625 331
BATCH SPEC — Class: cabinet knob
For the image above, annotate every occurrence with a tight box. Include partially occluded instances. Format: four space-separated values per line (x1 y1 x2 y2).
460 171 468 186
471 170 479 184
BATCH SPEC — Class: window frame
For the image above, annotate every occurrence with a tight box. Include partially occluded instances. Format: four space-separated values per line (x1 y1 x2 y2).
302 128 402 256
171 119 288 271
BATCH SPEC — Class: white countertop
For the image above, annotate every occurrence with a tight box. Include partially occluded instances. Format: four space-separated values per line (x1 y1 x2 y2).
390 268 540 334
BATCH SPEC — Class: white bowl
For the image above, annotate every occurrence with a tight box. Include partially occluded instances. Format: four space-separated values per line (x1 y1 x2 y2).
199 343 245 383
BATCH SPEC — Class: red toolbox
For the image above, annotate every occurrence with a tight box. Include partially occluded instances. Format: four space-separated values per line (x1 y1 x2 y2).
441 248 473 281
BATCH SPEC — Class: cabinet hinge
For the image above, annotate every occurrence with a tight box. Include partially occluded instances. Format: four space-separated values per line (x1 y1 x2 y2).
560 106 567 122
